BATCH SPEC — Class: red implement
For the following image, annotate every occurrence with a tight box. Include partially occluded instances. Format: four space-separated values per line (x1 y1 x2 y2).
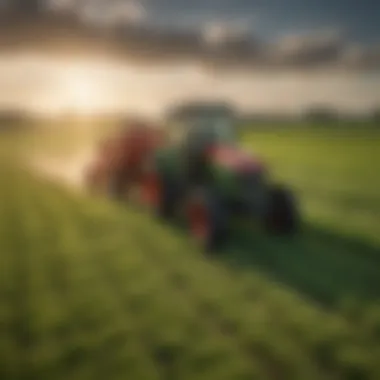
85 121 165 191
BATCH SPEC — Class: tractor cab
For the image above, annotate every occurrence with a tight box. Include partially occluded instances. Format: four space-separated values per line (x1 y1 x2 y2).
166 102 237 152
165 101 239 184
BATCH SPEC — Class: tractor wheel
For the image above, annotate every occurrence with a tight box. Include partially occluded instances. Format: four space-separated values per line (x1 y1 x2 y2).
186 189 228 252
264 185 299 235
140 170 178 219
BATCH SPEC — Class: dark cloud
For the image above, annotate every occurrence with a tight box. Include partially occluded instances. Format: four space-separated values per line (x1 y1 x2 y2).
0 2 379 72
343 45 380 70
111 24 379 71
270 31 345 68
5 0 43 14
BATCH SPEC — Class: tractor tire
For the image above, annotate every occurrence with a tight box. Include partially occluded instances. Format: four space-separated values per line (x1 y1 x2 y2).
186 188 229 253
264 185 299 235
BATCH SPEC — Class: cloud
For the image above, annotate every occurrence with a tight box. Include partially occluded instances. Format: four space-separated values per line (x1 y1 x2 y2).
47 0 76 11
0 3 379 72
81 0 146 26
110 25 379 72
0 0 10 9
202 19 252 46
270 30 346 68
342 44 380 69
47 0 146 26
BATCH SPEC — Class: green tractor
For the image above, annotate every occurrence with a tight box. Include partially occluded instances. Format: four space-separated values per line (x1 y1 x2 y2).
139 101 300 251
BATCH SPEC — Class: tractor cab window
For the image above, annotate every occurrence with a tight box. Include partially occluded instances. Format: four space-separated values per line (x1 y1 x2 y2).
165 103 237 148
214 115 236 143
185 114 236 147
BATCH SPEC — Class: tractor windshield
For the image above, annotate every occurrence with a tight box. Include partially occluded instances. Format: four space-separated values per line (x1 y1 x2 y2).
166 102 237 146
187 113 236 145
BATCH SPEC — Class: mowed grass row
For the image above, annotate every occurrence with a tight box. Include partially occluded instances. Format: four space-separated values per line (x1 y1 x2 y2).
0 163 380 380
218 126 380 306
241 126 380 245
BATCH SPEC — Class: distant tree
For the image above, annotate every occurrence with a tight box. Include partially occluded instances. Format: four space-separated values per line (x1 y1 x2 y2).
371 107 380 123
0 109 29 130
304 105 338 123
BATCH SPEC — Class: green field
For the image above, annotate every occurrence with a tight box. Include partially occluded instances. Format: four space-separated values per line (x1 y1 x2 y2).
0 124 380 380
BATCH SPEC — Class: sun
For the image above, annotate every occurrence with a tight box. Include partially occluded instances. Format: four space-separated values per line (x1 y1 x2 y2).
58 66 104 115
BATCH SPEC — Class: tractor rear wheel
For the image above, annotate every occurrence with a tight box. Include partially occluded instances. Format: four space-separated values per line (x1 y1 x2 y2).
264 185 299 235
186 189 228 252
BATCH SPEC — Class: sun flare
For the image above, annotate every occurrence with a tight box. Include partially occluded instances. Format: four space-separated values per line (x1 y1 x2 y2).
58 66 105 114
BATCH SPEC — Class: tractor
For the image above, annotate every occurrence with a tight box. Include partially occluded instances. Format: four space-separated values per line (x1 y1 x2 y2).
85 102 299 251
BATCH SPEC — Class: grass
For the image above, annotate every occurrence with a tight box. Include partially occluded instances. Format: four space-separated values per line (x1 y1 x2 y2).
0 122 379 380
226 126 380 306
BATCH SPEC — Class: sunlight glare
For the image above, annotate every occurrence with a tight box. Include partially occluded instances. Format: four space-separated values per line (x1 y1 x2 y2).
58 66 105 115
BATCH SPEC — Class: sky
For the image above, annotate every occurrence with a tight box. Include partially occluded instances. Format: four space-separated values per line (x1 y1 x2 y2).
45 0 380 40
0 0 379 116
